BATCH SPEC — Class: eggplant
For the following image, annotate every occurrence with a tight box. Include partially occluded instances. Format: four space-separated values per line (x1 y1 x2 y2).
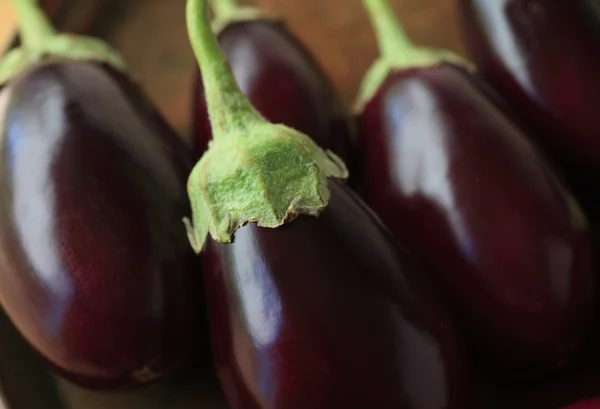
458 0 600 226
355 0 594 375
184 0 474 407
202 180 473 409
191 0 355 167
0 0 202 389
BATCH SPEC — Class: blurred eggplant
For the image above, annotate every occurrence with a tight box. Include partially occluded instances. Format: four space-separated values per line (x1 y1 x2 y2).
0 0 202 389
458 0 600 226
355 0 594 375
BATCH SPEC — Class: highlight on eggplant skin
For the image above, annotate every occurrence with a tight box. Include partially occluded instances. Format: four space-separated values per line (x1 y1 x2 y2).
458 0 600 226
191 20 355 168
202 179 474 409
0 60 203 390
358 62 594 375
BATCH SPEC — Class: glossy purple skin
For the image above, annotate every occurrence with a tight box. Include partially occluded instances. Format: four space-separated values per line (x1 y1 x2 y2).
192 20 354 166
202 180 473 409
0 60 202 389
459 0 600 224
358 63 594 375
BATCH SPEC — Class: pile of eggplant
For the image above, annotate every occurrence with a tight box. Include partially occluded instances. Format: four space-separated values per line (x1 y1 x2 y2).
2 0 600 407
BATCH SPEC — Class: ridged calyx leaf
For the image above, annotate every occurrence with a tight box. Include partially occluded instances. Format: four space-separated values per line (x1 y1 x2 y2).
184 124 347 252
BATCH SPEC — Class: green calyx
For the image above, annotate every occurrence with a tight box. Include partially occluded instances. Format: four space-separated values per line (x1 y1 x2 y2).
184 124 347 252
210 0 277 34
0 0 126 86
354 0 474 113
184 0 348 253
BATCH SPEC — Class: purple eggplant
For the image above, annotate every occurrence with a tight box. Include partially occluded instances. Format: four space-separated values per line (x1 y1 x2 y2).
0 0 202 389
191 0 355 168
184 0 474 407
202 180 473 409
458 0 600 226
355 0 594 375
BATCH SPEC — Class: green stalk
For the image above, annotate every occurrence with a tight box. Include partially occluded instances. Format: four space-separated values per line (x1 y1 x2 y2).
354 0 471 113
184 0 348 253
362 0 414 62
12 0 56 50
0 0 126 85
187 0 264 137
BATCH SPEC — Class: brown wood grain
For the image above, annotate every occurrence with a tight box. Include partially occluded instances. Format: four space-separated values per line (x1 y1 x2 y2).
0 0 16 51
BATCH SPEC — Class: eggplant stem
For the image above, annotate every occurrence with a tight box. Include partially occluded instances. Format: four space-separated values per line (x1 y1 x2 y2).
187 0 264 139
362 0 414 59
0 0 126 86
12 0 57 50
354 0 473 112
211 0 239 21
184 0 348 253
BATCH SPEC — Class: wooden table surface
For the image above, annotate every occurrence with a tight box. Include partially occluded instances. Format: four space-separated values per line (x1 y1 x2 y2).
0 1 16 51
